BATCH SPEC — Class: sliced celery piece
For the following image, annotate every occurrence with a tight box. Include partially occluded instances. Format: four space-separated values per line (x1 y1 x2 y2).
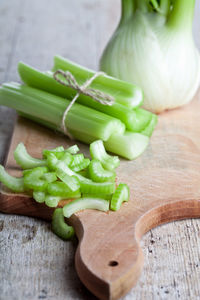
43 146 65 158
70 158 90 172
23 167 49 191
90 140 120 171
14 143 46 169
70 154 84 166
52 208 75 240
110 183 130 211
45 195 61 207
89 159 116 182
0 82 125 141
33 191 46 203
104 132 149 160
0 165 25 193
63 197 109 218
47 181 81 198
56 169 80 192
66 145 79 154
82 193 112 200
56 161 91 183
42 172 57 183
80 181 115 194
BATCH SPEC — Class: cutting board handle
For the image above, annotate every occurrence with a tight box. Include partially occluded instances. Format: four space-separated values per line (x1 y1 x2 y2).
71 200 200 300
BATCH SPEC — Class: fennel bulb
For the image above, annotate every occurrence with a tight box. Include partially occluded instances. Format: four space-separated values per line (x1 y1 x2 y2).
100 0 200 113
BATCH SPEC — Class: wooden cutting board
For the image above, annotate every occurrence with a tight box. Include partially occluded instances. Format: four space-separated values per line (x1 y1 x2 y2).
1 93 200 300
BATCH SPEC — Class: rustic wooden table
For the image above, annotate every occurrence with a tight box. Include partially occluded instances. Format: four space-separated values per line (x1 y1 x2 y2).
1 1 200 299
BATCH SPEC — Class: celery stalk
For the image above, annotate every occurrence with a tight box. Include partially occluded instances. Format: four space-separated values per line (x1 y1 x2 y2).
18 62 148 131
52 55 143 108
0 83 125 141
17 113 149 160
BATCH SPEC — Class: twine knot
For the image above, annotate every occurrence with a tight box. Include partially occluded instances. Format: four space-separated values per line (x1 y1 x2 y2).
53 69 115 139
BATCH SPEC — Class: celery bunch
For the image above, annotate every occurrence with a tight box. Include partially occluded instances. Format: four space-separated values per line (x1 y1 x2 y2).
0 56 157 159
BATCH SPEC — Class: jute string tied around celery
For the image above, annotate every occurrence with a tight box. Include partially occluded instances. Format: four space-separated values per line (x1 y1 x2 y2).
53 70 115 140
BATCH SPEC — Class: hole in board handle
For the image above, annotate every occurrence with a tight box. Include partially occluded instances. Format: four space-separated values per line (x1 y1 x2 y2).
108 260 119 267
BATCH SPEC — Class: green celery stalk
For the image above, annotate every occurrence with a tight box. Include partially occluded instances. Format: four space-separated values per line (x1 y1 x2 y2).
51 55 143 108
18 62 149 131
17 113 150 159
0 82 125 142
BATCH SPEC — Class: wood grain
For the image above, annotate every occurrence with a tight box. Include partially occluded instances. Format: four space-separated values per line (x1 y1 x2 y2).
1 1 200 300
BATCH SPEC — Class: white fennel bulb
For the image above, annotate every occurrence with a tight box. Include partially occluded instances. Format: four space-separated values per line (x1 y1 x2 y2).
100 0 200 113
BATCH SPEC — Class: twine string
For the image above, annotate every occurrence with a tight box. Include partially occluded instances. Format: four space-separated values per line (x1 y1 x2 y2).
53 70 115 139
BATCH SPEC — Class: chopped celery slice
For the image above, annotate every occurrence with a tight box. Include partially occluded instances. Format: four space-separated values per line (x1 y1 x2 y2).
46 153 59 170
56 161 91 183
52 208 75 240
14 143 46 169
90 140 120 171
63 197 109 218
89 159 116 182
80 181 115 194
45 195 61 207
82 193 112 200
70 158 90 172
104 131 149 160
42 172 57 183
43 146 65 158
47 181 81 198
66 145 79 154
56 169 80 192
110 183 130 211
23 167 49 191
33 191 46 203
70 154 84 166
0 165 25 193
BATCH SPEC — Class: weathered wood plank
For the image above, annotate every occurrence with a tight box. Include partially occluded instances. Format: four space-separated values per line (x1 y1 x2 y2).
0 1 200 299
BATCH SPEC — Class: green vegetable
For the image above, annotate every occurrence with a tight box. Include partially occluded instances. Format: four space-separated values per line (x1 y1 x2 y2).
104 131 150 160
90 140 120 171
47 181 81 198
45 195 61 207
89 159 116 182
0 165 25 193
17 62 153 132
52 208 75 240
70 159 90 173
18 58 143 109
18 62 157 132
110 183 130 211
14 142 46 169
42 172 57 183
0 82 125 142
23 167 48 191
63 197 109 218
56 169 80 192
43 146 65 158
33 191 46 203
100 0 200 113
66 145 80 154
80 181 115 194
0 141 132 242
